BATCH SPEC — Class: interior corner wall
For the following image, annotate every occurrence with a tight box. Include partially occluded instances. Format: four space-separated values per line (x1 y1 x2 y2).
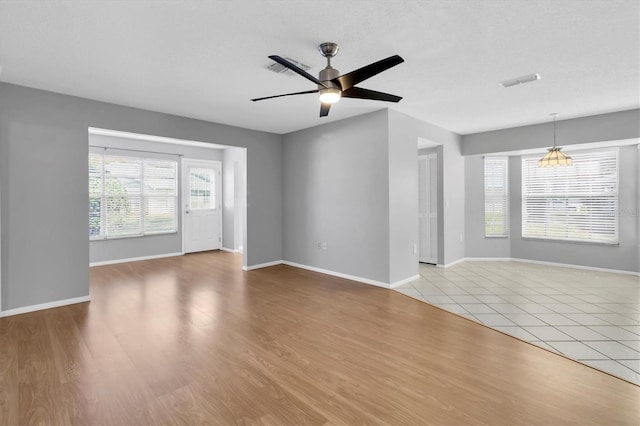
282 110 391 284
0 82 282 311
389 110 464 267
464 155 511 258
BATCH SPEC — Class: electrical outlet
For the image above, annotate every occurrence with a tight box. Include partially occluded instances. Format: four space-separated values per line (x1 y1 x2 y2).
413 243 417 254
316 242 322 249
321 242 327 250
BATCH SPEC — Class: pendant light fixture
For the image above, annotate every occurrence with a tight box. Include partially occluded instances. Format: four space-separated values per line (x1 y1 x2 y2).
538 113 572 167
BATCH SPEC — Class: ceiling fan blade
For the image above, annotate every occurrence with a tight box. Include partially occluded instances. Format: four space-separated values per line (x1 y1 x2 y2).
269 55 328 88
320 103 331 117
341 87 402 103
333 55 404 91
251 89 318 102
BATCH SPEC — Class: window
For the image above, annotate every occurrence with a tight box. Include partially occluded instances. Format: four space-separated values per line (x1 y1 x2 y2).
188 168 216 210
89 150 178 239
484 156 509 237
521 148 618 244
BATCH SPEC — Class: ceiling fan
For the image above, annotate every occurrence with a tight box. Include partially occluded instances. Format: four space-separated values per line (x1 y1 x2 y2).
251 42 404 117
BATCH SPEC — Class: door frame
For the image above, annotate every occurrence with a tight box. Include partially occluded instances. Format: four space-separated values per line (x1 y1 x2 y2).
181 158 223 254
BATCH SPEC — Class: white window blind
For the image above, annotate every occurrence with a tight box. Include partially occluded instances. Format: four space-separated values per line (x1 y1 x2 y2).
521 148 618 244
89 151 177 239
484 156 509 237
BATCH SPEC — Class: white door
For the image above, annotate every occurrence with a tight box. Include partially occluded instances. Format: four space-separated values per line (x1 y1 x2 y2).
419 154 438 264
182 159 222 253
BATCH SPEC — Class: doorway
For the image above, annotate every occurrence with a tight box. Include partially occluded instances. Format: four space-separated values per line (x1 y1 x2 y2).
182 159 222 253
418 154 438 264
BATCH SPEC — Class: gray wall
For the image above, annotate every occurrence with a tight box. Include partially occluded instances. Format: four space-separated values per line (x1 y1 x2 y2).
387 114 420 282
282 110 391 283
462 109 640 155
0 82 282 311
389 110 465 266
88 134 224 264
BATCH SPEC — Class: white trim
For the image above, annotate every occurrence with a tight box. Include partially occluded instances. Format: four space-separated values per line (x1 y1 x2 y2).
390 274 420 289
282 261 391 289
460 256 639 276
0 295 91 318
89 127 228 150
464 257 512 262
242 260 284 271
438 257 466 268
220 247 241 254
90 252 183 267
509 258 640 277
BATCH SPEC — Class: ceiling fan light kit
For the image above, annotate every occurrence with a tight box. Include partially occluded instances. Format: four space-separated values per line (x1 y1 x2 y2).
252 42 404 117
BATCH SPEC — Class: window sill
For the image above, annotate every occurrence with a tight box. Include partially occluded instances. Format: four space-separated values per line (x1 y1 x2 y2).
521 237 619 247
90 230 177 241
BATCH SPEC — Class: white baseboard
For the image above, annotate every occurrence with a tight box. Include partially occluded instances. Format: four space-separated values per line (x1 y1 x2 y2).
242 260 284 271
509 257 640 276
390 274 420 289
464 257 512 262
90 252 183 267
282 261 392 289
460 256 639 276
0 295 91 318
220 247 241 254
438 257 466 268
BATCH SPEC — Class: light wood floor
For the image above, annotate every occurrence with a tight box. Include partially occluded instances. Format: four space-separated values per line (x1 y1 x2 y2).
1 251 638 425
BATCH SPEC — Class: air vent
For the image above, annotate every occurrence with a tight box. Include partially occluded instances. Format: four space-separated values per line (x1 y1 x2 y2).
500 73 541 88
268 57 310 76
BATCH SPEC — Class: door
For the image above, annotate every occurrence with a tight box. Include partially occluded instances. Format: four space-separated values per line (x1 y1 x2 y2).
419 154 438 264
182 159 222 253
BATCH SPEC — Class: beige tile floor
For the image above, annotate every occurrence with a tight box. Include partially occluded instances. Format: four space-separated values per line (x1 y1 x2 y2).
395 261 640 385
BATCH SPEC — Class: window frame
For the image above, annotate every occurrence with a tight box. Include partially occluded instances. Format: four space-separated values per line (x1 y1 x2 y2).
89 149 178 241
484 156 510 238
521 147 619 245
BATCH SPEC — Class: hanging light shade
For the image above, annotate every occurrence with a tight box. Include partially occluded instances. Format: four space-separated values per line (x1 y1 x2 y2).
538 147 572 167
539 113 572 167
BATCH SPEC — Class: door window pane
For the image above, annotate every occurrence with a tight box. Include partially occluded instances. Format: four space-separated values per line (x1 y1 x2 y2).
189 168 216 210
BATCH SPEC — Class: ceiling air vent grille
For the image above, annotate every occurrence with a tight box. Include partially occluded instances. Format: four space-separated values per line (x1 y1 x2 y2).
267 57 310 76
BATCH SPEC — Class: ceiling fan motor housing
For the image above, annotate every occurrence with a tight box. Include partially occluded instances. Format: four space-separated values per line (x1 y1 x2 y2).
319 66 340 90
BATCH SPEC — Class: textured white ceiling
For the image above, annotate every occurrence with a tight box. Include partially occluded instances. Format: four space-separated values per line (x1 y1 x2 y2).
0 0 638 135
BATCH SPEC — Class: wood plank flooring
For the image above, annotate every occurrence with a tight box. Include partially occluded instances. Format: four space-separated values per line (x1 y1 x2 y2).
1 251 638 425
